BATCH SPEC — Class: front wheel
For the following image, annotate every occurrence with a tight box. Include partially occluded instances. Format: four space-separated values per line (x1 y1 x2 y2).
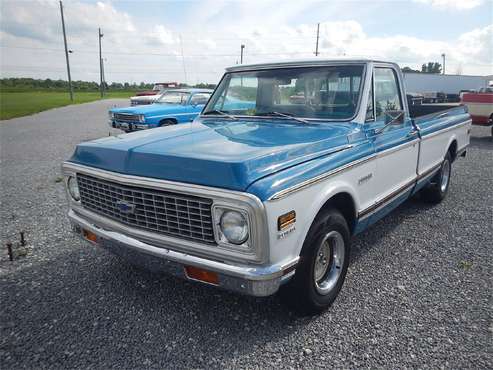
280 208 350 315
159 119 176 127
421 152 452 203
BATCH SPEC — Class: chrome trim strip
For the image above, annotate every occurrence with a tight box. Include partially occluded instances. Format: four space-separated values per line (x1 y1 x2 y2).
374 138 419 159
147 112 194 119
358 180 415 219
421 119 471 140
62 162 268 264
417 162 441 181
269 118 468 201
269 139 418 201
268 145 370 201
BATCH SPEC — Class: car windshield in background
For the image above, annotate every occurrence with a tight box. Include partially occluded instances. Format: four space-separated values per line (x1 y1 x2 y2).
156 91 191 104
203 65 365 120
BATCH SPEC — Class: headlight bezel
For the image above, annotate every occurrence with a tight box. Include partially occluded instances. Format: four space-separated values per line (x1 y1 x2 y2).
212 204 253 253
138 114 145 123
66 175 81 202
108 111 114 120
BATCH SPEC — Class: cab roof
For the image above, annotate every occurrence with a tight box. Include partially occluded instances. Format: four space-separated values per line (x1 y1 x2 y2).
226 58 397 72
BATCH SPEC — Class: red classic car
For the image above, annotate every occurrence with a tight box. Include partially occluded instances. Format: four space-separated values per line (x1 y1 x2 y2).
461 91 493 135
136 82 179 96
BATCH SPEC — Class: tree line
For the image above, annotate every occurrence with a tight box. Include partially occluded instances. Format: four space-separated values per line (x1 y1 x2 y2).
401 62 443 74
0 78 216 91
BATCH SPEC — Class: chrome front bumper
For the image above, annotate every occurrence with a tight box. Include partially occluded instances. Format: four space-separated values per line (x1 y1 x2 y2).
69 209 297 297
108 120 149 131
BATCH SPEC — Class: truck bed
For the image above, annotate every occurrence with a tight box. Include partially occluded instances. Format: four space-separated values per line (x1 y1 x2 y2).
409 104 461 119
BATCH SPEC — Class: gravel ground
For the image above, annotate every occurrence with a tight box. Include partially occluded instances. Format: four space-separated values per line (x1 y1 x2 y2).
1 101 492 369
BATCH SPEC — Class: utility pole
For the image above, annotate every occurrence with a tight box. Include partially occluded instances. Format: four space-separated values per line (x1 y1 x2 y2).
59 1 73 101
441 53 446 75
179 35 188 85
314 23 320 56
240 44 245 64
99 28 104 97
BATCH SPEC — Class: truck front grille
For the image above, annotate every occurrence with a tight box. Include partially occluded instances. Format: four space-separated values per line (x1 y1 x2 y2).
76 173 216 244
114 113 140 122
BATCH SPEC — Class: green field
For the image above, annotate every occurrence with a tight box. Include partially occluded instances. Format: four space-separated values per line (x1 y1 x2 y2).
0 90 136 120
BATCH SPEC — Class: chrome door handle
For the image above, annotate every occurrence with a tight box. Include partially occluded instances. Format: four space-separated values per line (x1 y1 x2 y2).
407 129 419 138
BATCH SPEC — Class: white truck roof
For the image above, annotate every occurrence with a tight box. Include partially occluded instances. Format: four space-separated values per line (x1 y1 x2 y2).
226 58 397 72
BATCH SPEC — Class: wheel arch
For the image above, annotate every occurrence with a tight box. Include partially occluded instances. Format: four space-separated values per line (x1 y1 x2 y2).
446 137 458 162
159 117 178 126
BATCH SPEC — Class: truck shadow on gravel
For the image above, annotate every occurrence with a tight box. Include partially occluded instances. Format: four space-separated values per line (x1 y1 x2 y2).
0 195 444 368
469 134 493 151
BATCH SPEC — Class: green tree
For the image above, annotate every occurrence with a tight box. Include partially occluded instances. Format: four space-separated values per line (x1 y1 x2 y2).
421 62 442 74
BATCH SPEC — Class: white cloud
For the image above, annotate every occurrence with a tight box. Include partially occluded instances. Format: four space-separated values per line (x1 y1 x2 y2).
414 0 484 10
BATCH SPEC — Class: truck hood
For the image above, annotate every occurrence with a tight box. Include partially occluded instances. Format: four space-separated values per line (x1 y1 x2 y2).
111 103 186 116
69 118 356 191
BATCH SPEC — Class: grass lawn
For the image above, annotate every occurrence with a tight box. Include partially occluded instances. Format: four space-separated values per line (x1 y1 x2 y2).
0 90 136 120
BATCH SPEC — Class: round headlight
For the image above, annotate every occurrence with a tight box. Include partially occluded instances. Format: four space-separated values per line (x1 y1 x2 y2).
139 114 145 122
220 210 249 245
67 176 80 201
108 111 114 119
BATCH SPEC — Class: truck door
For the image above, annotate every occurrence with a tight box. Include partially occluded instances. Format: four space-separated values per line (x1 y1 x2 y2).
364 66 419 223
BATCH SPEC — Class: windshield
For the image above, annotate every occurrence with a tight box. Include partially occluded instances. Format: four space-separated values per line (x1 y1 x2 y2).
203 65 364 120
156 91 190 104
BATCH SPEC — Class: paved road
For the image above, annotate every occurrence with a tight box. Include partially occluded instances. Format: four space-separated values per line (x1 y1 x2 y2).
1 101 492 369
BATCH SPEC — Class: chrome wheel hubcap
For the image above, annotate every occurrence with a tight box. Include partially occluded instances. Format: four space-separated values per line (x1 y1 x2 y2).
440 159 450 192
313 231 345 295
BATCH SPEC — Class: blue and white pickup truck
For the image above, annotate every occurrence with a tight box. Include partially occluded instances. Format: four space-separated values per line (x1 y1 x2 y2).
108 88 213 132
63 59 470 314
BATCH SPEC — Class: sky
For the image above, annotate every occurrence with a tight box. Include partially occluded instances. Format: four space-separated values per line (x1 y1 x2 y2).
0 0 492 84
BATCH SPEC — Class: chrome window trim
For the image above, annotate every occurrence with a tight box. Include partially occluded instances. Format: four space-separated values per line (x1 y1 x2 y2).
202 63 368 123
420 119 471 140
62 162 268 264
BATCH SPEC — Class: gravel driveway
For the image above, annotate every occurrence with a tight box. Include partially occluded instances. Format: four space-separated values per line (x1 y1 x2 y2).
1 101 492 369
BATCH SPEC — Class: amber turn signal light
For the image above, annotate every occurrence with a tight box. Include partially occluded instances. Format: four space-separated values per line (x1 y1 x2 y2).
83 229 98 243
184 266 219 285
278 210 296 231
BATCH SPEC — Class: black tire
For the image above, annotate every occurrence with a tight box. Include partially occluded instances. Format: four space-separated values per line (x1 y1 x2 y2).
279 208 351 316
159 119 176 127
421 151 452 203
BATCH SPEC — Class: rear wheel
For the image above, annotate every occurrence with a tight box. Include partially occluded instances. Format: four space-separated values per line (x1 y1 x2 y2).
280 208 350 315
421 152 452 203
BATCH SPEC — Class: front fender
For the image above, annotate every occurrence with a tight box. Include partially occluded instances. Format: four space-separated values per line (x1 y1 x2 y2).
264 179 362 267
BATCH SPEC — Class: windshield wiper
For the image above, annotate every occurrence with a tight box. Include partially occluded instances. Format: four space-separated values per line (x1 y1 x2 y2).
257 111 308 123
202 109 237 120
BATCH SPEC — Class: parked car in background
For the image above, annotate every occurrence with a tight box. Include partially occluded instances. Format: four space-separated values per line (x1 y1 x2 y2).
135 82 180 96
130 91 166 106
65 59 470 314
422 91 446 103
406 92 424 106
109 89 213 132
461 91 493 135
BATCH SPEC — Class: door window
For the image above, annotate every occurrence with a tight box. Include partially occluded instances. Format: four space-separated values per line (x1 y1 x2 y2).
374 68 402 121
